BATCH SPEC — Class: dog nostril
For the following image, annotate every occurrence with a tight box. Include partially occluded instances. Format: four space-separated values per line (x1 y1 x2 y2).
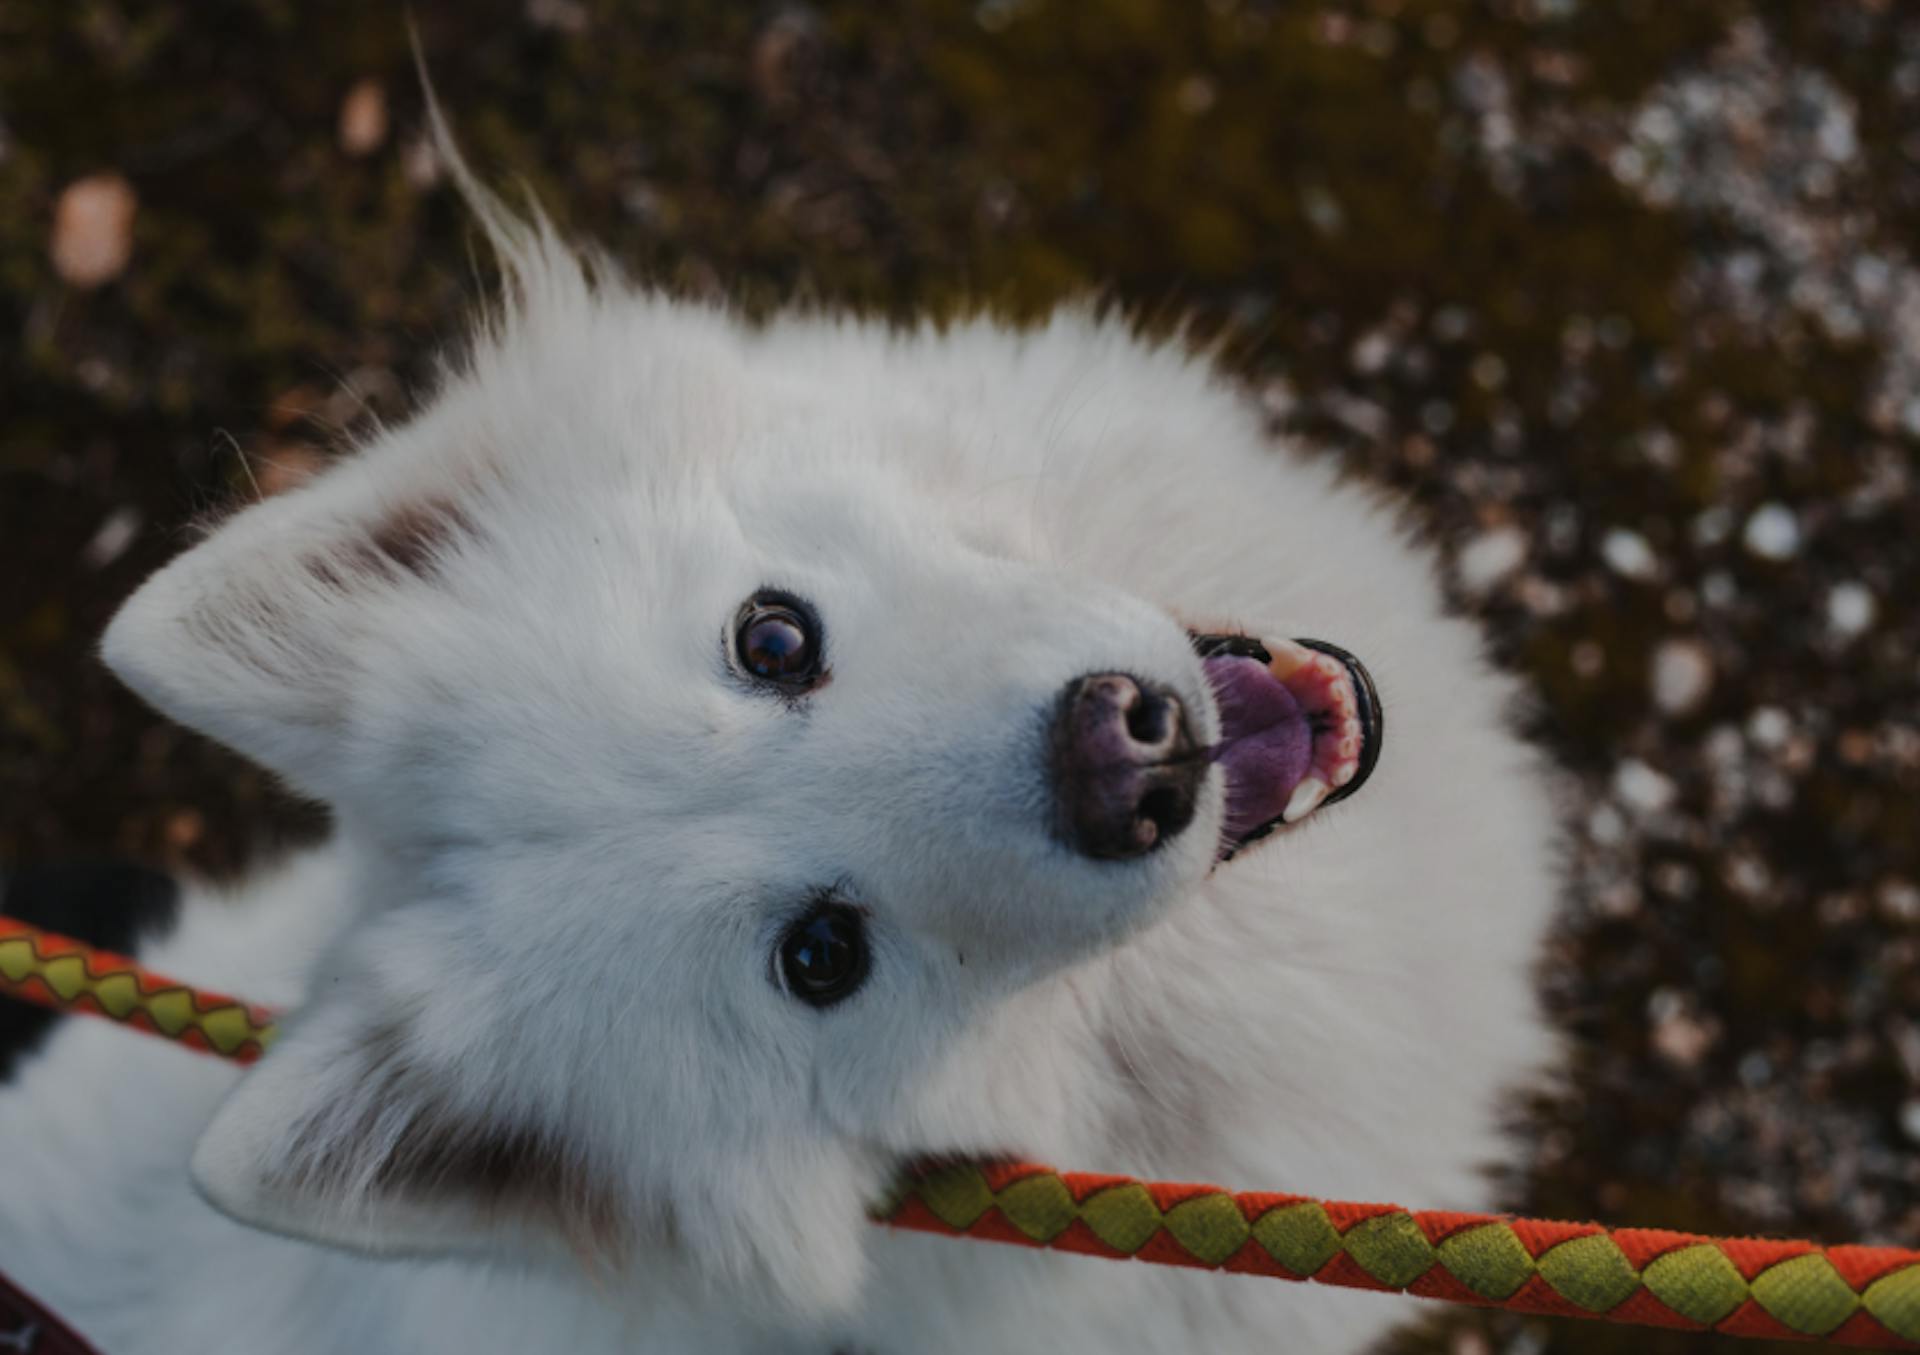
1125 689 1173 747
1135 784 1191 848
1049 672 1202 860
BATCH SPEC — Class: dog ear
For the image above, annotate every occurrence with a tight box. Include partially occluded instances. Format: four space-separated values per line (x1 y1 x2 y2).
188 995 627 1264
101 451 478 799
191 988 874 1310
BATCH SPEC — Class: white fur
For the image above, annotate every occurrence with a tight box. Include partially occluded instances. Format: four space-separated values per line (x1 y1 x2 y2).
0 218 1558 1353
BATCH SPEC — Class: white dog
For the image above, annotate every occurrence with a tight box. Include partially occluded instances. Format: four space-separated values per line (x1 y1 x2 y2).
0 181 1557 1353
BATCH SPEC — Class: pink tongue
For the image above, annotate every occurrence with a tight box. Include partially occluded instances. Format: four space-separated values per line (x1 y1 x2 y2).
1204 655 1313 843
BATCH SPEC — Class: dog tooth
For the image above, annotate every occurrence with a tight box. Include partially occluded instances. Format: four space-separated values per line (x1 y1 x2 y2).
1266 638 1314 680
1283 776 1331 822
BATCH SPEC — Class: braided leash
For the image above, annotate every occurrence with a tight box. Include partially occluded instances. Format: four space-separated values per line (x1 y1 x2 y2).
879 1162 1920 1348
4 914 1917 1348
0 917 277 1063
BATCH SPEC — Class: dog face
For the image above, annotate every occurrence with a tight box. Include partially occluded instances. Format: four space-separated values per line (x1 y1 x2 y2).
97 238 1218 1309
102 221 1383 1312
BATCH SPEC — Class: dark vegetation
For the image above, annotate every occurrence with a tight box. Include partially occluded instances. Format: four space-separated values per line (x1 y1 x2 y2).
2 3 1916 1350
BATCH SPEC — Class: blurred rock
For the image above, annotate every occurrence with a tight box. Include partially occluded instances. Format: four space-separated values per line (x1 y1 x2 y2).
1649 638 1714 717
80 507 140 570
1748 706 1792 750
1614 758 1677 816
338 79 388 157
1601 527 1659 581
1826 581 1877 640
50 172 136 288
1456 523 1528 595
1743 502 1801 560
1650 989 1720 1069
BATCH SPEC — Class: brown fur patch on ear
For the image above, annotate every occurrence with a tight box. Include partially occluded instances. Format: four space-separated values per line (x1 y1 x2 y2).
298 496 478 592
366 497 478 579
273 1023 626 1262
367 1112 628 1262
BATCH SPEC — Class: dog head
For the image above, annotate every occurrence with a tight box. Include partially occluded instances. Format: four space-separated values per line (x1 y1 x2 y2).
104 210 1331 1310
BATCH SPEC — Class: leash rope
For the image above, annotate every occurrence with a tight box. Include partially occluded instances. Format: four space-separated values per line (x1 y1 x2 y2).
878 1163 1920 1347
3 914 1917 1348
0 917 277 1063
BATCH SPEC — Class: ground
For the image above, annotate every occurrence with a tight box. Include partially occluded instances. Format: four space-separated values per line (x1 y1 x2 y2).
1 3 1916 1353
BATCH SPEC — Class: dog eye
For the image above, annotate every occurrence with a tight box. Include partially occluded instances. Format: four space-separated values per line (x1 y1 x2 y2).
734 593 822 689
778 903 869 1008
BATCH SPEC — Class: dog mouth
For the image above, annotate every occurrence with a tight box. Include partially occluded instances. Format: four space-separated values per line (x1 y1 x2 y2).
1189 633 1383 860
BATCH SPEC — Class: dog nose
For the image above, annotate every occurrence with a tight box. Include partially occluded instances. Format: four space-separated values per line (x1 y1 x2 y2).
1049 673 1201 860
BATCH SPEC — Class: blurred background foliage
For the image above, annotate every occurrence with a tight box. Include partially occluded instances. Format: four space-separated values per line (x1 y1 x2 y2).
2 2 1916 1352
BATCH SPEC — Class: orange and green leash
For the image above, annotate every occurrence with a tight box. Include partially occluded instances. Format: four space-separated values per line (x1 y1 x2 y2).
4 913 1917 1349
0 916 276 1063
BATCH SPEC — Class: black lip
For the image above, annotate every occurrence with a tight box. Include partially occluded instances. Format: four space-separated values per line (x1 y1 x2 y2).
1188 631 1385 843
1189 632 1273 665
1292 637 1384 810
